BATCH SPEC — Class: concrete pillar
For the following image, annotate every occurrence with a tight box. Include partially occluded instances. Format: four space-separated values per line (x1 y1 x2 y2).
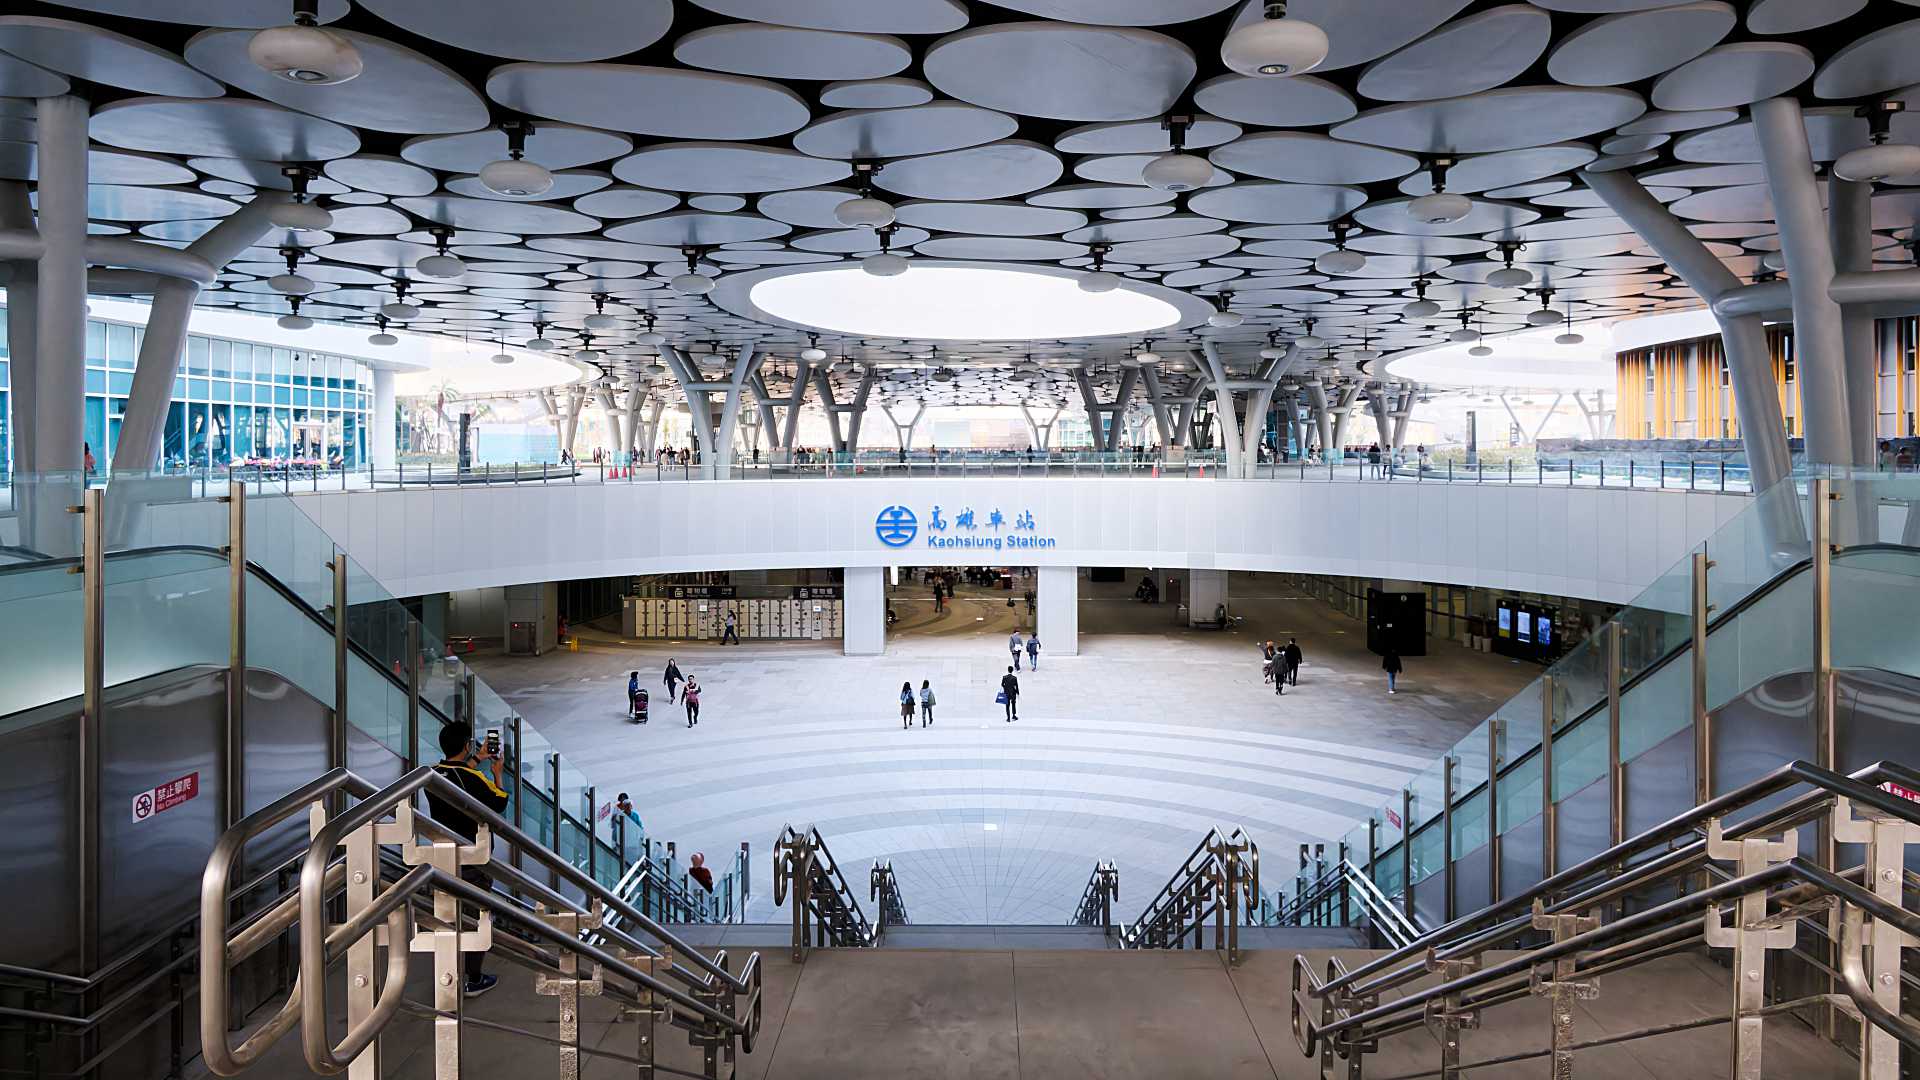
1035 564 1079 657
5 262 36 477
1187 569 1228 627
1752 96 1853 466
812 367 846 452
778 361 810 452
842 565 886 656
30 95 87 554
1829 176 1878 465
1368 387 1393 449
1199 343 1244 475
1304 382 1333 456
1139 365 1174 448
370 368 397 471
712 344 759 473
1391 386 1415 450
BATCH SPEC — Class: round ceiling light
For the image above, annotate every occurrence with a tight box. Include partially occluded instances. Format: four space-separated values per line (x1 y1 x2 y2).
380 300 420 321
1208 308 1245 328
1556 331 1585 345
249 0 361 85
1221 2 1329 78
1296 333 1324 351
673 271 716 295
368 331 397 346
1487 265 1533 288
1143 151 1213 193
268 199 332 232
478 157 552 198
747 266 1182 342
1314 247 1367 275
1403 298 1441 318
416 252 465 280
835 195 895 229
1469 344 1493 357
1409 191 1471 226
1527 306 1561 327
526 336 556 352
278 312 313 330
863 251 910 277
1079 269 1120 293
268 272 314 295
491 352 514 364
1449 326 1479 342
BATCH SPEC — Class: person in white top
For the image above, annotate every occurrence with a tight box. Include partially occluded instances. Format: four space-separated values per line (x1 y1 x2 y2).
1008 630 1025 670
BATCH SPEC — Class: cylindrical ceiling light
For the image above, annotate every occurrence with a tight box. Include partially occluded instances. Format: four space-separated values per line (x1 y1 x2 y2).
415 224 465 280
479 120 554 198
1221 1 1329 78
379 278 420 321
1143 114 1214 192
800 333 828 363
1206 292 1244 327
1526 287 1561 326
1296 318 1324 352
268 165 333 232
268 245 315 295
862 224 909 277
1402 276 1440 318
1408 156 1471 226
1555 301 1585 346
526 321 556 351
583 292 620 330
249 0 362 85
277 295 313 331
1485 240 1533 288
367 314 397 347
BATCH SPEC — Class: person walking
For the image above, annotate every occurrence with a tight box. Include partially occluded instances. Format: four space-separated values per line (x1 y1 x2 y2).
688 852 714 893
682 677 701 726
1000 665 1020 721
426 721 510 998
1025 633 1041 671
899 681 916 730
1383 649 1403 694
721 607 740 645
663 657 683 703
627 670 641 717
1283 638 1303 687
919 679 935 727
1009 630 1024 671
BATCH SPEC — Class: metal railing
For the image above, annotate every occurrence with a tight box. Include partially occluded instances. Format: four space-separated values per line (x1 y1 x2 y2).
1110 827 1261 965
1265 858 1423 950
602 842 750 934
1068 861 1120 936
199 766 763 1079
771 826 906 961
1289 759 1920 1080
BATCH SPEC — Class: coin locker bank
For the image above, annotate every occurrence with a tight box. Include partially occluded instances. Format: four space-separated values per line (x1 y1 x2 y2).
622 586 844 641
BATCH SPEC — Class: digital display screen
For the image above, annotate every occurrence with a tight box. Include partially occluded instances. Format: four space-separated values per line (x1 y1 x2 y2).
1538 619 1553 647
1497 607 1512 637
1516 612 1532 643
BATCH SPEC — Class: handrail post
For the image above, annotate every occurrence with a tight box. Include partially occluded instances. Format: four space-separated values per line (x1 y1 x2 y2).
1441 756 1456 923
344 815 381 1080
548 754 562 891
1401 788 1415 925
79 487 105 976
1336 840 1351 928
1811 476 1839 1042
330 548 348 790
1690 552 1711 808
586 783 597 886
1365 820 1378 940
510 715 524 875
1541 675 1557 885
226 485 247 834
1487 718 1503 905
1609 621 1625 851
404 621 420 772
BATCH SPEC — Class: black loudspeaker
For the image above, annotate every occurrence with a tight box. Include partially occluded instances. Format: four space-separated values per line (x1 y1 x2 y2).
1367 589 1427 657
1088 567 1126 583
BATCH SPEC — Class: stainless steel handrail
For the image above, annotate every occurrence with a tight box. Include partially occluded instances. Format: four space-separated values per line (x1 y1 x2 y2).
1277 859 1420 948
201 766 761 1076
1068 861 1119 931
1117 826 1259 948
772 824 881 951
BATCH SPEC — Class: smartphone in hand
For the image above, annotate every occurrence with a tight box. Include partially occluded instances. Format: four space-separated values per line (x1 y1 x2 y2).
485 728 501 758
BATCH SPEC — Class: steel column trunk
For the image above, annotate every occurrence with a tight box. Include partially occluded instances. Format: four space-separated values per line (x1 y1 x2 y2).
1828 177 1878 467
111 277 201 472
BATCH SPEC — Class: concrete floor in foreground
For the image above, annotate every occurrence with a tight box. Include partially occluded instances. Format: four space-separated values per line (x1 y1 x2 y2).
469 572 1538 924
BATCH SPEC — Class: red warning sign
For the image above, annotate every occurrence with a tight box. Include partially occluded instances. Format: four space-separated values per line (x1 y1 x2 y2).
131 772 199 823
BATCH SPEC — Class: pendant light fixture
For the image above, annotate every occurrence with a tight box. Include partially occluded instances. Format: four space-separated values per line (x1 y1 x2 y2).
1527 286 1560 326
1449 306 1477 342
268 245 315 295
862 224 909 277
671 247 716 295
574 332 600 364
479 120 553 198
583 292 620 330
1220 1 1329 78
526 321 557 351
1834 100 1920 183
1350 326 1380 362
491 346 515 365
1313 220 1367 275
1296 317 1324 351
1143 115 1214 193
1079 243 1120 293
249 0 362 85
1485 240 1532 288
635 314 665 347
1135 338 1162 365
835 161 894 228
1206 291 1244 327
1555 300 1585 346
1259 329 1287 360
269 166 333 232
1402 276 1440 318
415 225 465 280
800 333 828 363
367 314 397 347
380 278 420 321
277 295 313 331
1408 156 1471 225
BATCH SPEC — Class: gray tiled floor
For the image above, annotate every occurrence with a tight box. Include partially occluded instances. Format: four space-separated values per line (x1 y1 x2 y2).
469 572 1538 924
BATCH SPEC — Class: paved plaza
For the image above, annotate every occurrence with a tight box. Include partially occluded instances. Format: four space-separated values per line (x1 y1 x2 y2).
469 573 1537 924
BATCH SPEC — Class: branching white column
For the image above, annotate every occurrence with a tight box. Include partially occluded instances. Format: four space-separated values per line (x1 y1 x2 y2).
811 367 846 453
659 343 718 459
1238 344 1296 469
711 343 760 473
1829 175 1878 465
1198 343 1244 476
0 181 36 477
778 361 811 452
1138 365 1174 448
1019 403 1060 450
562 385 586 458
841 368 879 455
596 386 621 455
1306 380 1334 454
31 95 87 554
881 400 924 453
1753 96 1854 467
1391 385 1416 450
1368 385 1393 449
1329 384 1360 455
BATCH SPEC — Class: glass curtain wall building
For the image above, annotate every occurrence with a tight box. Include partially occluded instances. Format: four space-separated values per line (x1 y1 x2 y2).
0 302 373 477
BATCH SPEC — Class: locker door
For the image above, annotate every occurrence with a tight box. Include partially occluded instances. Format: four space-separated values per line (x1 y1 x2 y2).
828 599 843 638
694 604 711 639
668 601 686 638
784 599 800 639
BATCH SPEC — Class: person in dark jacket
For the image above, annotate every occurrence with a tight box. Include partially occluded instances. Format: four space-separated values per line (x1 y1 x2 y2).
1001 666 1020 722
426 720 510 998
663 658 683 702
1383 649 1403 694
1282 639 1303 687
683 677 701 726
627 670 640 716
688 852 714 893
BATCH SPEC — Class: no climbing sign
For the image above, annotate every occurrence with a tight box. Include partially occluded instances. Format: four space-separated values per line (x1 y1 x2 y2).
130 772 199 824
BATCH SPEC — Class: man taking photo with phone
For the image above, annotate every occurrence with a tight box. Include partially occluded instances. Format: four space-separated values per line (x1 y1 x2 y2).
426 720 510 998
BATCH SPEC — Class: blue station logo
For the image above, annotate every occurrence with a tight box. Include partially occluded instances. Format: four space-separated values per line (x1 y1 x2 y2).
873 504 1057 551
874 505 919 547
